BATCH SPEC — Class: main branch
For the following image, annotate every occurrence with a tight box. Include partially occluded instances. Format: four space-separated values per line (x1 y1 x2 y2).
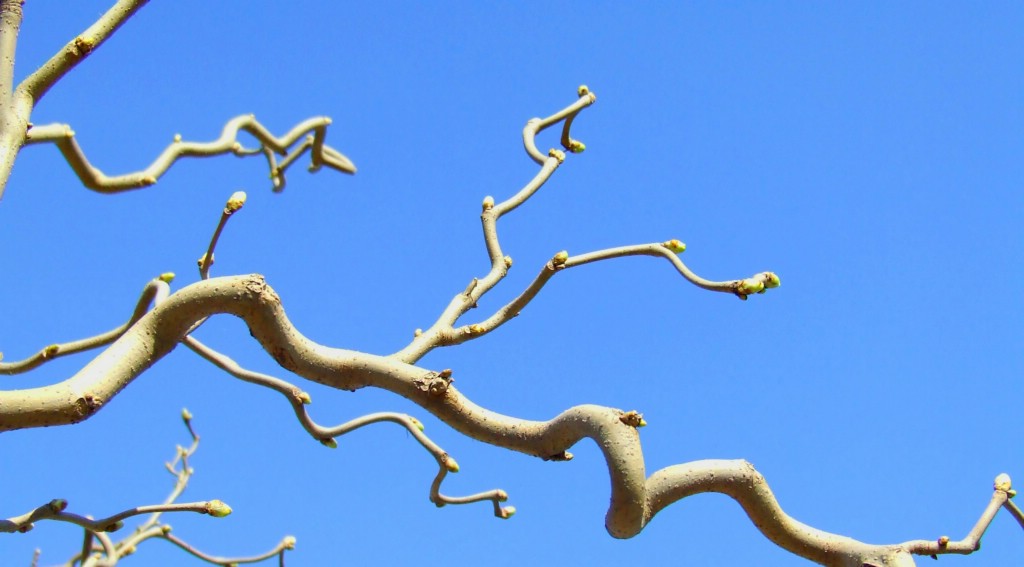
0 275 1013 566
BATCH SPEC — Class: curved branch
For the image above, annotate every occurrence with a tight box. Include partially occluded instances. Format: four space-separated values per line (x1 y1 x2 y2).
181 334 512 517
23 115 355 193
396 242 780 361
0 277 167 374
0 275 1011 566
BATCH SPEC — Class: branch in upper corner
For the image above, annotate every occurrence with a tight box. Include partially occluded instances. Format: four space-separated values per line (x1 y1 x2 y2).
23 115 355 193
16 0 151 103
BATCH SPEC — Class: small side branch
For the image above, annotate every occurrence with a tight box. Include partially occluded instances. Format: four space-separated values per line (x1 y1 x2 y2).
0 276 169 374
396 240 779 362
24 115 355 193
181 333 513 518
17 0 150 103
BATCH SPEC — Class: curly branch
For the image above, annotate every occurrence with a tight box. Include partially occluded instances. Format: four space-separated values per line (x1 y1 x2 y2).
393 88 777 363
23 115 355 193
181 334 512 517
0 275 1012 565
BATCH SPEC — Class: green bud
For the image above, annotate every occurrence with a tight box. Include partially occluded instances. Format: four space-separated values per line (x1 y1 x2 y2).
206 500 232 518
662 239 686 253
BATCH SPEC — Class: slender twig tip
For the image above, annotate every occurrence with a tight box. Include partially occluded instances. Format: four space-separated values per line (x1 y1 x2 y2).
225 190 247 214
206 500 233 518
663 239 686 253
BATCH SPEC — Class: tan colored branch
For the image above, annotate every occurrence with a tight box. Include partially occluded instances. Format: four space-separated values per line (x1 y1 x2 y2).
0 275 1010 565
392 88 777 363
17 0 150 103
0 277 167 374
182 334 512 517
24 115 355 193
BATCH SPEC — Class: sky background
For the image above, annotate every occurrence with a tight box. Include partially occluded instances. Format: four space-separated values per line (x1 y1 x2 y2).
0 2 1021 565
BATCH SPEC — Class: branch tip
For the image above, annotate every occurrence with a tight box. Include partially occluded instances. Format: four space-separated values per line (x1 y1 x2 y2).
319 437 338 448
445 456 460 473
662 239 686 253
204 500 232 518
224 190 247 214
995 473 1012 492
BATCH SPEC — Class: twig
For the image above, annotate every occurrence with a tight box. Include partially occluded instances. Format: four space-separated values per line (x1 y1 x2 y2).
0 277 169 374
24 115 354 193
17 0 150 102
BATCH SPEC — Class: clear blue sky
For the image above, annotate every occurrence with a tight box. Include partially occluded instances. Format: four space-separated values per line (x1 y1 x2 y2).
0 2 1020 565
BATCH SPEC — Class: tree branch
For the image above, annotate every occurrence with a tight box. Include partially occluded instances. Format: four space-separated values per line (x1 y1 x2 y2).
23 115 355 193
16 0 149 103
0 275 1012 565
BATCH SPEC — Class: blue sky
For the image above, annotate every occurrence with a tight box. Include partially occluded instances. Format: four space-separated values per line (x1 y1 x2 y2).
0 2 1021 565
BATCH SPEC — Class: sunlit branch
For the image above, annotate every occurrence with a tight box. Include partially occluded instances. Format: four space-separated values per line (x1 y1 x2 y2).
159 532 295 566
181 333 512 517
0 277 169 374
0 498 229 535
17 0 149 102
23 115 355 193
0 0 23 105
398 242 780 362
0 275 1016 565
393 89 595 362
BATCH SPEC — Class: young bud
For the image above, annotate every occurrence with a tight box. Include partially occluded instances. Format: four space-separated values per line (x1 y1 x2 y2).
206 500 233 518
500 506 517 519
482 196 495 211
320 437 338 449
445 456 460 473
737 278 765 296
297 391 312 404
567 140 586 153
225 191 247 214
158 272 176 283
552 250 569 267
577 85 590 97
662 239 686 253
995 473 1012 492
283 536 297 549
503 255 513 268
181 408 193 421
548 148 566 163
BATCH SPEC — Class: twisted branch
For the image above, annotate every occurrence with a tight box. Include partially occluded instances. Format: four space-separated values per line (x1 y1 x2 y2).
24 115 355 193
0 274 1013 565
393 88 778 363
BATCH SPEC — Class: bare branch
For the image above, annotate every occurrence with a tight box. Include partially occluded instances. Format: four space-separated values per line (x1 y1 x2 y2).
1 275 1010 565
0 497 229 535
158 532 295 566
0 0 23 105
391 88 777 363
23 115 355 193
396 241 780 362
181 333 512 517
0 276 169 374
17 0 150 103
